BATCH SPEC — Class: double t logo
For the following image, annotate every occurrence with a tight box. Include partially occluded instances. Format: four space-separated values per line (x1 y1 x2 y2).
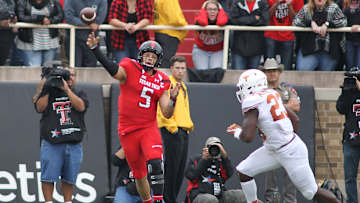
53 101 72 125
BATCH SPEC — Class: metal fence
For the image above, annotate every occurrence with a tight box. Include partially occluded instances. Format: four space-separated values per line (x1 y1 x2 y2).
10 22 355 69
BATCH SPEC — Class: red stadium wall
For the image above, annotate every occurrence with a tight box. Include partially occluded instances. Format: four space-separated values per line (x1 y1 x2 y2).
176 0 203 68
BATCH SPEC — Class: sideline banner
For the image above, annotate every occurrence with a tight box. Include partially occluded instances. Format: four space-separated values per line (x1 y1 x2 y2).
0 82 107 203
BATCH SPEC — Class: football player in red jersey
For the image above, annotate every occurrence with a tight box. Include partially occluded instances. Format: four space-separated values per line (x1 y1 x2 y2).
87 32 181 203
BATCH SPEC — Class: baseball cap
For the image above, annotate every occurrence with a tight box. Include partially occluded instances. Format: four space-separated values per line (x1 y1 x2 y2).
259 58 284 72
205 136 222 146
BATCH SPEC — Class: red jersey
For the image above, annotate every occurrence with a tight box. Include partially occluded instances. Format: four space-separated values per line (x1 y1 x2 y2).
117 58 170 133
264 0 303 41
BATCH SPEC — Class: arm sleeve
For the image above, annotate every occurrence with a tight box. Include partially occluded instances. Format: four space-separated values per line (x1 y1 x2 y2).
194 8 209 26
95 0 107 24
64 1 85 25
216 8 229 26
91 46 119 76
50 0 64 24
336 88 352 115
293 7 308 27
221 157 234 180
17 0 41 23
111 154 128 167
185 157 211 181
329 4 347 28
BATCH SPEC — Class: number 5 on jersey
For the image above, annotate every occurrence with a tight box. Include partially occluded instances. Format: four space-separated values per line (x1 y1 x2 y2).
139 86 154 108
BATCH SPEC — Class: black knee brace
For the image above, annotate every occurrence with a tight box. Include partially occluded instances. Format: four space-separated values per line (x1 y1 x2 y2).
147 159 164 202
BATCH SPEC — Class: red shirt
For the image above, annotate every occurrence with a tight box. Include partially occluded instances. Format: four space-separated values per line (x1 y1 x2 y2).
264 0 304 41
117 58 170 133
108 0 152 50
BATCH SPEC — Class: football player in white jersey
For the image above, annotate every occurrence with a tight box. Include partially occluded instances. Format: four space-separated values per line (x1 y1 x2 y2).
226 69 340 203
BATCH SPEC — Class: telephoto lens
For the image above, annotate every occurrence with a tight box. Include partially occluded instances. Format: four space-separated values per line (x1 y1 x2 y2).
208 145 220 157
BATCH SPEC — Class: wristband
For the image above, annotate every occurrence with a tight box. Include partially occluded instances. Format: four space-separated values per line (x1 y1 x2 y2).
234 128 242 140
90 44 98 50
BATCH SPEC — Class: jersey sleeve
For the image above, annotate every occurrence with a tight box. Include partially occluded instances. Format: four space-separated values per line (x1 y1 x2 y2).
158 71 171 91
119 58 137 75
242 93 265 113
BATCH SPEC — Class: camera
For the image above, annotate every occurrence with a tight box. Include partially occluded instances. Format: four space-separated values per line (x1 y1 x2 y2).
42 65 70 88
344 67 360 90
208 144 220 157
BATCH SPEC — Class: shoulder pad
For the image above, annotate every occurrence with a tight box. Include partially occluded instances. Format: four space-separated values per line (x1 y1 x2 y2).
242 93 265 112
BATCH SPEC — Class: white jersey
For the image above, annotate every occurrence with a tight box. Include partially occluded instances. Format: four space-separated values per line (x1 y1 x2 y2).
242 89 294 150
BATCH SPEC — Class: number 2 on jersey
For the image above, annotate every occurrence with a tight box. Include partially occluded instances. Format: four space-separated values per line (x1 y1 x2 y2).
139 86 154 108
267 93 288 121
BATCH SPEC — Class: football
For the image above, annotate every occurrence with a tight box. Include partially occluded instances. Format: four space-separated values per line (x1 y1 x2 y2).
80 7 96 25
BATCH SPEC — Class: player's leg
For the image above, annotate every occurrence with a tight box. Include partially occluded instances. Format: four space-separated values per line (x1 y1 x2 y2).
135 176 152 202
119 132 151 202
236 146 281 203
142 126 165 203
280 136 339 203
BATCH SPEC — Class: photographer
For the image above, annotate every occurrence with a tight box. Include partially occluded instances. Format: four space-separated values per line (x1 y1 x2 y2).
185 137 246 203
112 147 142 203
336 68 360 203
33 66 88 203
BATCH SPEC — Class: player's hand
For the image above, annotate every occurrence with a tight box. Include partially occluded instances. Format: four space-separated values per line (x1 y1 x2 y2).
227 123 242 140
86 32 100 49
226 123 241 135
170 82 181 101
202 147 211 160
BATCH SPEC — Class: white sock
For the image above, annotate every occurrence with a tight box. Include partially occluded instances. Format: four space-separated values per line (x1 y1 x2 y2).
240 179 258 203
64 201 72 203
45 202 53 203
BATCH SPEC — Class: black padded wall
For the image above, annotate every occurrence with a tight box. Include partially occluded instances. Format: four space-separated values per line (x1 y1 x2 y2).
0 82 107 203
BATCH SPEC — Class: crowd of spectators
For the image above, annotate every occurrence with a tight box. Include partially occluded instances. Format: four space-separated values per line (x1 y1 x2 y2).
0 0 359 70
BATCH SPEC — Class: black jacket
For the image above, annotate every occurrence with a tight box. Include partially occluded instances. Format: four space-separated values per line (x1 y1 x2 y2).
185 155 234 203
229 0 269 56
336 88 360 143
17 0 63 43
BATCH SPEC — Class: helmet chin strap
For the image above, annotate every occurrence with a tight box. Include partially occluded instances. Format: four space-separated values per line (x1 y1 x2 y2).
141 63 155 71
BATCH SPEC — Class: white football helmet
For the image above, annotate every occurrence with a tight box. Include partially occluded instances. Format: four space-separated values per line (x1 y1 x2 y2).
236 69 268 103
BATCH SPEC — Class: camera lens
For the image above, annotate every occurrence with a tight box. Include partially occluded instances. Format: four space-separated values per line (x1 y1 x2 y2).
208 145 220 157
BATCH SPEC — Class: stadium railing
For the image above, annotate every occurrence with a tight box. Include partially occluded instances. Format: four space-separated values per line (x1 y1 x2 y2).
9 23 354 69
